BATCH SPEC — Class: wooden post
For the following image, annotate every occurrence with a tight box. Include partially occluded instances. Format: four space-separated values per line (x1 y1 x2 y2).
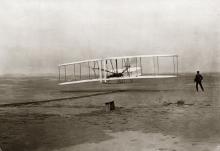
105 101 115 112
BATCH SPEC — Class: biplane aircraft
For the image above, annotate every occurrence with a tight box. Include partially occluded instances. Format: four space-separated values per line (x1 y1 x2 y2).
58 54 178 85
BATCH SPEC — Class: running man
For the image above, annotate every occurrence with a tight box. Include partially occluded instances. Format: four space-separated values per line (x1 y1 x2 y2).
194 71 204 92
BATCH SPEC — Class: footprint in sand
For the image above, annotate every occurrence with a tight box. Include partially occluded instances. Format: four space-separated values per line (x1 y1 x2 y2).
173 141 178 144
130 139 137 142
158 148 169 151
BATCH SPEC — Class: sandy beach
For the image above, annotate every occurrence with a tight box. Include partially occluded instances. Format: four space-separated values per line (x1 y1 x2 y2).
0 74 220 151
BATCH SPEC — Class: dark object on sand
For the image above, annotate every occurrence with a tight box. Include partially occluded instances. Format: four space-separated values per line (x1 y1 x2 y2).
177 100 184 105
163 100 193 106
163 101 173 106
105 101 115 112
163 101 185 106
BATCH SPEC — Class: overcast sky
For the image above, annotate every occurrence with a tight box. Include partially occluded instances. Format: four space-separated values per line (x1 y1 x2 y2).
0 0 220 75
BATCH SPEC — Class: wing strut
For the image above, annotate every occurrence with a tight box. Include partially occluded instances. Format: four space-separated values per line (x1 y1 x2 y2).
79 64 81 80
110 59 115 73
157 56 159 74
104 59 107 82
65 66 67 81
115 59 118 73
139 57 143 75
88 62 90 79
74 64 76 80
135 57 138 76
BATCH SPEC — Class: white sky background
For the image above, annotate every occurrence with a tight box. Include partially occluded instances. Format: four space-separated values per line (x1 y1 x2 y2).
0 0 220 75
